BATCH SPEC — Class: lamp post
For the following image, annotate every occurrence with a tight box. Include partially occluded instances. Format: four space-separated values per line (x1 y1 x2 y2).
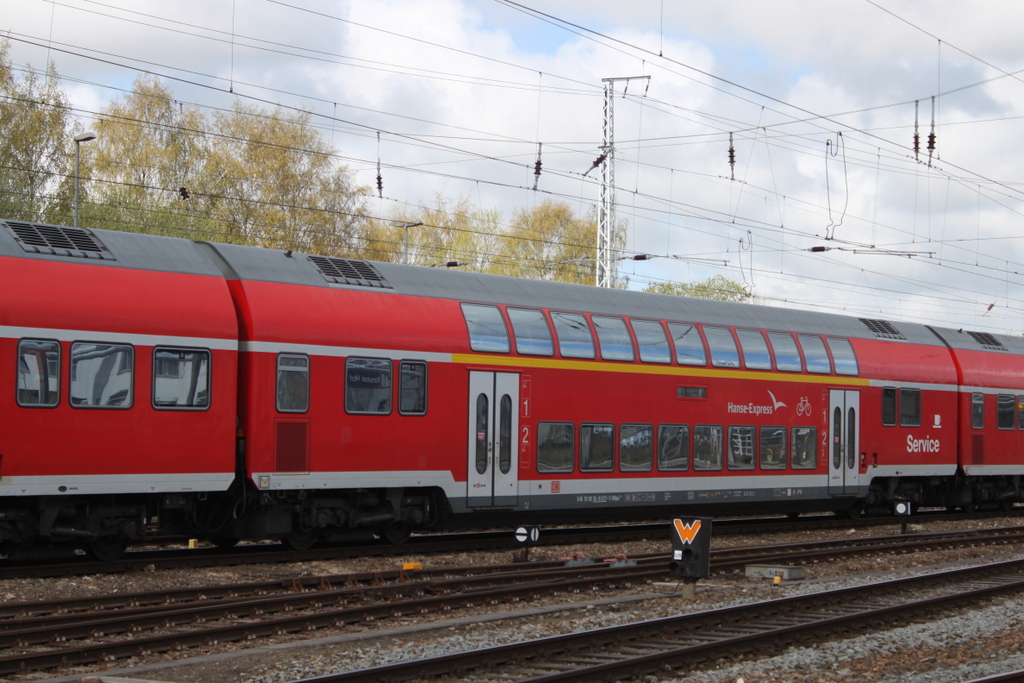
73 131 97 227
390 220 423 265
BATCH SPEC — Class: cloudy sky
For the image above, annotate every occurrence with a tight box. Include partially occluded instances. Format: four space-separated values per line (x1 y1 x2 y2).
4 0 1024 334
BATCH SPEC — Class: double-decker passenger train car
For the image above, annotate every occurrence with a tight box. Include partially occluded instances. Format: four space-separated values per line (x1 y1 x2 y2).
2 217 1023 558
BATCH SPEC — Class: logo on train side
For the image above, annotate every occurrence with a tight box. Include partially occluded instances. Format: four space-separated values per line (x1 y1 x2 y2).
727 390 786 416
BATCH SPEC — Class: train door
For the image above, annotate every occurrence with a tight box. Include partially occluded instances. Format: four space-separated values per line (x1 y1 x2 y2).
828 390 861 495
467 371 519 507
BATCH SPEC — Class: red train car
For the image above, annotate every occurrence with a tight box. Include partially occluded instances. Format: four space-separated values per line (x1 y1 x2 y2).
2 218 1023 557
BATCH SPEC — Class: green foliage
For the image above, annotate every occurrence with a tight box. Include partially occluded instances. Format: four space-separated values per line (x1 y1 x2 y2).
643 275 751 302
0 41 77 224
85 75 365 251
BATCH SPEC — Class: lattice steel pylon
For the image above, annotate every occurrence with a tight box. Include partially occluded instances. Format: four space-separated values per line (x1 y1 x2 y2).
597 76 649 288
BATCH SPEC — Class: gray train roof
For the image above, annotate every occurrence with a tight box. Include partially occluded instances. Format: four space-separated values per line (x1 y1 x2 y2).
5 219 1021 354
0 220 224 278
206 238 948 346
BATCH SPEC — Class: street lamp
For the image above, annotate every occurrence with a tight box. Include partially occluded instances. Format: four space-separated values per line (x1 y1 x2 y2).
73 131 97 228
390 220 423 265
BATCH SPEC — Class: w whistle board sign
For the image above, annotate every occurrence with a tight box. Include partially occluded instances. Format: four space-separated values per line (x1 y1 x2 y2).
669 517 711 579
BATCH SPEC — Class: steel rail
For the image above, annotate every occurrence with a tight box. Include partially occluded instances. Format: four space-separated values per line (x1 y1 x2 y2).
299 557 1024 683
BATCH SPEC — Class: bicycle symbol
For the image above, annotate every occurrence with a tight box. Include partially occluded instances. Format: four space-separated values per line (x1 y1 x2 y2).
796 397 812 416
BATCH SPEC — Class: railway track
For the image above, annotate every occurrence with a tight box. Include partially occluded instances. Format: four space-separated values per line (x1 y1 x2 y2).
301 556 1024 683
3 524 1024 677
2 508 1019 580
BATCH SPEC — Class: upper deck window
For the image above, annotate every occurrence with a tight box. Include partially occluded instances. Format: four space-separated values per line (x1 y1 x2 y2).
737 329 772 370
768 332 803 372
631 319 671 364
70 343 133 408
668 323 707 366
551 311 596 359
17 339 60 407
153 347 210 409
827 338 859 376
703 326 740 368
798 335 832 374
461 303 510 353
593 316 635 361
507 308 554 356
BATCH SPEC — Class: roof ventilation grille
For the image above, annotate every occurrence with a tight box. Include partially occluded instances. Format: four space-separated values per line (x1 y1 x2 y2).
4 221 114 260
307 256 392 288
859 318 905 340
966 331 1006 351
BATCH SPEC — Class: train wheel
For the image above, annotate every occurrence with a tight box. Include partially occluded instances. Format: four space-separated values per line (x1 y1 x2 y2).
380 522 411 545
283 527 318 551
85 537 129 562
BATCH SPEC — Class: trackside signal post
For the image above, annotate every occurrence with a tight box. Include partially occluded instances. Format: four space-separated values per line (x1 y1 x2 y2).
669 518 711 598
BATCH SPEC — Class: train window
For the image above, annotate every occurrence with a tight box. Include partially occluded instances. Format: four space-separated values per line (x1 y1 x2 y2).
474 394 488 475
668 323 707 366
70 343 133 408
899 388 922 427
791 427 817 469
1018 396 1024 430
593 316 635 361
551 311 596 359
760 426 787 470
693 425 723 470
17 339 60 407
276 353 309 413
345 357 392 415
827 338 859 376
737 330 772 370
499 394 513 474
703 327 740 368
580 423 615 471
972 393 985 429
768 332 802 372
998 394 1016 430
728 426 756 470
507 308 554 356
658 425 690 471
631 320 671 364
882 388 897 426
798 335 832 374
620 424 653 471
537 422 574 473
398 361 427 415
153 347 210 409
461 303 510 353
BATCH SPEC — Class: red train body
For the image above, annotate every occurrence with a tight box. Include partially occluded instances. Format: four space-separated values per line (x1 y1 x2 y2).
2 218 1022 557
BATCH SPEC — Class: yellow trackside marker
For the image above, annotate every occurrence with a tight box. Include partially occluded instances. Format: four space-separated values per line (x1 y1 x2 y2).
672 518 702 544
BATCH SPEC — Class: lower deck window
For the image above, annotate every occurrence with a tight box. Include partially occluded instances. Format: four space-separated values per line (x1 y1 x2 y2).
537 422 574 473
693 425 723 470
900 388 922 427
760 426 787 470
791 427 817 469
70 342 133 408
580 423 614 471
17 339 60 407
276 353 309 413
728 426 755 470
998 394 1015 430
153 347 210 409
399 361 427 415
658 425 689 471
619 424 653 471
346 357 392 414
